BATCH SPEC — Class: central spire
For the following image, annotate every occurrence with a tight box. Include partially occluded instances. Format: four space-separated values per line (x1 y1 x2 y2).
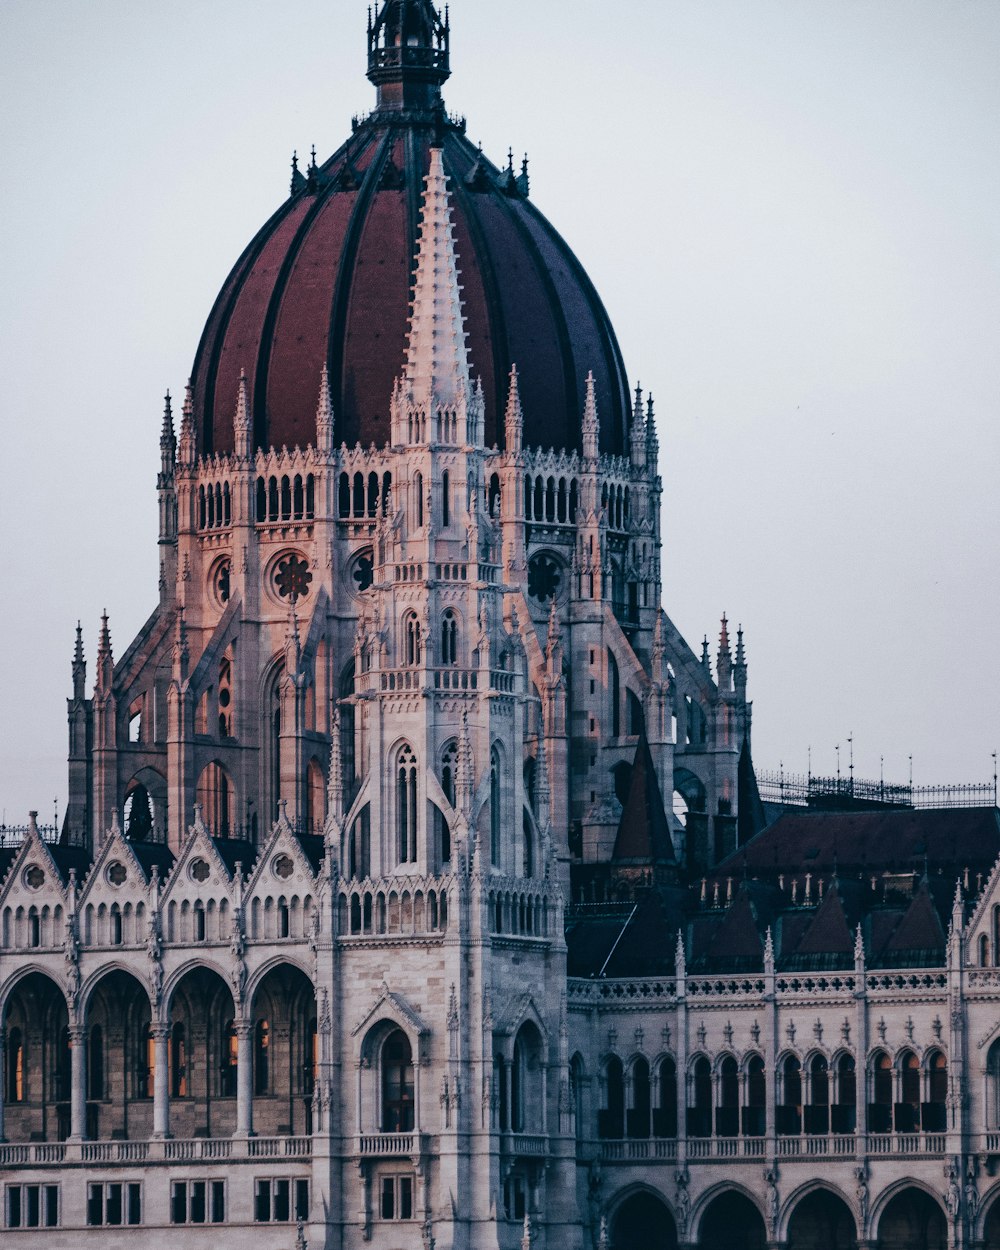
401 147 470 413
367 0 451 112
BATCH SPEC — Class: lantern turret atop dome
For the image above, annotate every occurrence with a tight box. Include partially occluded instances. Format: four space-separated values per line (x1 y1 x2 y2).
367 0 450 112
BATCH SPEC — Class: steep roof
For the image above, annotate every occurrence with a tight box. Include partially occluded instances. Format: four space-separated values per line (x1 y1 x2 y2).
612 734 675 865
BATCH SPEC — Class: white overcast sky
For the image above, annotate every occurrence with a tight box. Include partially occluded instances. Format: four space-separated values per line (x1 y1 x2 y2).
0 1 997 824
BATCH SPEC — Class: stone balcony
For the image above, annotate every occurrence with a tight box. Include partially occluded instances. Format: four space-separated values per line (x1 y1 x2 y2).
0 1135 312 1168
593 1130 952 1164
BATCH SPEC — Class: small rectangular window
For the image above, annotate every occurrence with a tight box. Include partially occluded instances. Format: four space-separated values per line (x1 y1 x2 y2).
211 1180 226 1224
254 1177 306 1223
45 1186 59 1228
381 1177 395 1220
25 1185 40 1228
7 1186 22 1229
190 1180 206 1224
294 1179 309 1223
255 1180 271 1223
87 1181 139 1227
171 1182 187 1225
106 1183 122 1226
127 1183 141 1226
273 1178 290 1223
399 1176 413 1221
87 1184 103 1227
379 1175 415 1221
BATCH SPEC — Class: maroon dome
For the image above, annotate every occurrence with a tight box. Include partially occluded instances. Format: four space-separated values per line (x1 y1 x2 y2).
191 3 630 457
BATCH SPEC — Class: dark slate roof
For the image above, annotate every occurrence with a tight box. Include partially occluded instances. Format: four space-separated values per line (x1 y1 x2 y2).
613 733 675 865
718 807 1000 879
129 841 176 881
49 844 94 886
566 890 685 979
211 838 258 877
191 99 630 457
296 833 327 876
794 885 854 957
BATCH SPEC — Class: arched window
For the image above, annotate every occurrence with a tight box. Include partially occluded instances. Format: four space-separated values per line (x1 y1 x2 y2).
110 905 123 946
833 1054 856 1133
688 1056 712 1137
599 1057 625 1139
381 1031 414 1132
171 1023 187 1098
28 907 40 948
268 476 279 521
278 900 290 938
869 1051 892 1134
896 1050 920 1132
441 611 458 665
306 757 325 834
439 743 457 865
404 614 422 667
654 1057 677 1138
717 1056 739 1137
196 761 232 838
745 1055 766 1136
7 1028 24 1102
924 1051 947 1132
194 904 205 942
490 747 501 867
628 1057 651 1138
441 470 450 528
777 1056 802 1135
806 1055 829 1134
338 472 350 518
280 475 291 520
88 1025 104 1100
608 650 620 737
414 472 424 527
254 1020 270 1095
396 746 417 864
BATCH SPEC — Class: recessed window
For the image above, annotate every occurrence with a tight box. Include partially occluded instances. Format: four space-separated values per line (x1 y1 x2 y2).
107 862 127 887
87 1182 141 1227
171 1180 225 1225
380 1174 414 1221
273 854 294 880
253 1178 309 1224
23 865 44 890
6 1184 58 1229
190 859 210 883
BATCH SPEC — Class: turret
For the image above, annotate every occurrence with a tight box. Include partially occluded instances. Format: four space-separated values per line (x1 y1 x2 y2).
72 621 86 702
178 380 196 468
367 0 450 113
233 368 251 460
629 382 646 469
716 614 732 693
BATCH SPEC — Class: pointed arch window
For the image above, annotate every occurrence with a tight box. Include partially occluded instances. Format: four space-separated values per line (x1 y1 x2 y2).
777 1056 802 1135
832 1054 856 1133
441 470 450 528
717 1056 739 1137
654 1056 677 1138
381 1031 414 1132
440 610 458 665
439 742 458 865
628 1057 651 1139
599 1057 625 1139
404 615 422 667
745 1055 766 1136
397 746 417 864
490 747 501 867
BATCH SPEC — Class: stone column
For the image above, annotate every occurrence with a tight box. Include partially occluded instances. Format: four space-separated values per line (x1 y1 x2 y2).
69 1025 88 1141
151 1025 170 1138
235 1020 253 1137
0 1029 6 1142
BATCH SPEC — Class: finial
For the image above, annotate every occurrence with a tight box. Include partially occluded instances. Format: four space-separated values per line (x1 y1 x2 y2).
582 369 599 458
735 624 745 667
316 363 334 452
504 363 523 453
701 635 710 669
161 390 175 443
507 146 514 172
764 925 774 969
674 929 686 977
74 621 85 664
854 923 865 964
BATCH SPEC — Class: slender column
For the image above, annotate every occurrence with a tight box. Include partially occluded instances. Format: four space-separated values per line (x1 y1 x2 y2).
0 1030 6 1142
69 1025 88 1140
235 1020 253 1136
151 1025 170 1138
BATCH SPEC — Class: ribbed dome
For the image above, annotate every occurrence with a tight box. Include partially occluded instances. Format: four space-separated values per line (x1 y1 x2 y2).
191 4 630 458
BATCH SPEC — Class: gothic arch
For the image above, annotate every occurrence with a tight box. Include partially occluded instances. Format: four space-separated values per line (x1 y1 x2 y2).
78 959 155 1022
689 1182 767 1245
778 1179 858 1242
160 957 232 1023
0 963 72 1021
607 1183 678 1250
245 953 315 1007
870 1178 947 1243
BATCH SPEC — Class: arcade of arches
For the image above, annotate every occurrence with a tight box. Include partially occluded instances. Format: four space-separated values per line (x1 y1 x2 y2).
1 962 316 1142
604 1185 975 1250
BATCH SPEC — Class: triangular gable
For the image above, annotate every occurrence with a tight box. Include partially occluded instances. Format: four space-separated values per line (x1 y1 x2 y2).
351 983 430 1040
704 888 764 964
244 807 319 898
159 813 237 906
77 817 153 910
794 884 854 956
964 849 1000 954
613 732 674 864
885 884 946 956
494 992 549 1042
0 824 67 911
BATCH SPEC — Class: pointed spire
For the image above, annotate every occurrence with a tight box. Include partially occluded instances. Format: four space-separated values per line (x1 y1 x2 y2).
504 364 523 454
764 925 774 971
178 379 196 467
327 708 344 828
701 635 711 671
456 711 474 814
735 624 746 667
674 929 686 979
645 392 658 466
629 380 646 466
734 623 747 699
401 147 470 414
717 613 732 689
161 391 175 449
95 610 114 694
72 621 87 701
316 363 334 453
854 923 865 966
582 370 599 459
234 368 251 458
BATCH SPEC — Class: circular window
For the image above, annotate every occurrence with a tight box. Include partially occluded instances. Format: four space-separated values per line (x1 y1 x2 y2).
528 552 563 604
23 864 44 890
211 558 232 608
273 854 294 880
273 552 312 602
190 858 210 883
107 862 127 887
349 547 375 595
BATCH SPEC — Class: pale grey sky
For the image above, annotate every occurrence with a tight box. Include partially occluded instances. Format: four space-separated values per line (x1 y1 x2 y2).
0 1 997 823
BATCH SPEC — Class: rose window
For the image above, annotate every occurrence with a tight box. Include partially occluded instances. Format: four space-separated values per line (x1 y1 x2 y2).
215 559 231 605
351 548 375 593
107 862 127 887
528 552 562 604
24 865 44 890
273 854 294 880
274 554 312 601
190 858 210 883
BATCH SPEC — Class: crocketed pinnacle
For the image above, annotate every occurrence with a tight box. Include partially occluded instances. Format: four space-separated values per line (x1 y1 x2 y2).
504 363 523 454
316 364 334 451
402 147 470 411
582 370 599 459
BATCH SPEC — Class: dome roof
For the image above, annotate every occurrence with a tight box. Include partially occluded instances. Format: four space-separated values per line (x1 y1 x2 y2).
191 3 630 457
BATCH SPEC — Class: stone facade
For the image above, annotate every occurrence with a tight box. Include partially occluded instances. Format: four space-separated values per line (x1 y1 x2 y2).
2 4 997 1249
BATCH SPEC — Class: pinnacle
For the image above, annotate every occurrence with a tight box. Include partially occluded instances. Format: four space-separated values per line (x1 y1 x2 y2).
401 148 470 412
